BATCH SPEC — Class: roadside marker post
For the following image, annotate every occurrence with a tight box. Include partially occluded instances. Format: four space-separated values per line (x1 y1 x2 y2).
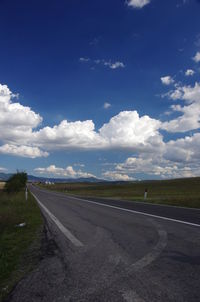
144 188 148 200
25 187 28 201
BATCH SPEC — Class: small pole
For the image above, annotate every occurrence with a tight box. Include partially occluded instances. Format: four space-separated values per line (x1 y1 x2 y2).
144 188 148 200
25 186 28 201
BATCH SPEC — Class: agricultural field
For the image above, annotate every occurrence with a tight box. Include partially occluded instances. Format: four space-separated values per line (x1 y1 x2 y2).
0 189 43 301
39 177 200 209
0 182 5 190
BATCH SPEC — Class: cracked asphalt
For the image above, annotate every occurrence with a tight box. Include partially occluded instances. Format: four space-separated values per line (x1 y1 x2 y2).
8 185 200 302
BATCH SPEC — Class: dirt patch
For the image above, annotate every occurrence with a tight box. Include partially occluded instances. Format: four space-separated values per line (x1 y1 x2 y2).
4 223 68 302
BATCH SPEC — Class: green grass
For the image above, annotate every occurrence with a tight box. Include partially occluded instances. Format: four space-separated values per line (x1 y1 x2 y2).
40 177 200 208
0 190 43 301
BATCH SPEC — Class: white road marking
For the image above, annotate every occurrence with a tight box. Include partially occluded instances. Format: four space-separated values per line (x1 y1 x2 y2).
129 219 168 272
122 290 145 302
121 220 167 302
31 192 84 248
58 194 200 228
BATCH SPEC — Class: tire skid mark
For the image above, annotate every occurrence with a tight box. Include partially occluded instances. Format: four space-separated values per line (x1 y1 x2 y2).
128 219 168 273
122 290 145 302
121 219 168 302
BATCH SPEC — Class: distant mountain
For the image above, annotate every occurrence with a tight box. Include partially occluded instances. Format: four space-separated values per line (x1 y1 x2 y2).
0 172 106 183
0 172 12 181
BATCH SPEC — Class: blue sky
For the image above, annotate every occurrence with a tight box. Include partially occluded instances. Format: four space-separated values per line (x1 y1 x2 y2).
0 0 200 180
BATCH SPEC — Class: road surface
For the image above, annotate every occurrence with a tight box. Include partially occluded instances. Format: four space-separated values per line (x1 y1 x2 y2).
22 185 200 301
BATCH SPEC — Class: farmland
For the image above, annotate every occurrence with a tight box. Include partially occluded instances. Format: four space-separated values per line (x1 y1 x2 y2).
39 177 200 209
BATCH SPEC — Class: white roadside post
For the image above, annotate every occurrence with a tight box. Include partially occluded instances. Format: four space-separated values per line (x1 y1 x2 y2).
25 186 28 201
144 188 148 200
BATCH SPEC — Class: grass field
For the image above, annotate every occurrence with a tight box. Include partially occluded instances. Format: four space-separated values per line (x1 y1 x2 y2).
0 190 43 301
0 182 5 190
40 177 200 208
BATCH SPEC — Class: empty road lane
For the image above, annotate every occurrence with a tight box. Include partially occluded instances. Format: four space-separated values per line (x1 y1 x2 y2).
29 185 200 302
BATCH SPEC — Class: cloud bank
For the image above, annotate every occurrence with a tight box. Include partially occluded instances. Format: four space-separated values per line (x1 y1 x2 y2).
1 72 200 180
35 165 95 179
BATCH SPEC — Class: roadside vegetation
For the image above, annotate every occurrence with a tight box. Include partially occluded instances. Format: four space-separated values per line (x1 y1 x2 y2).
0 175 43 301
39 177 200 208
5 172 27 193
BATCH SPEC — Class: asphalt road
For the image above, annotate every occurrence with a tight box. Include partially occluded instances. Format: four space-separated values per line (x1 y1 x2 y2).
21 185 200 301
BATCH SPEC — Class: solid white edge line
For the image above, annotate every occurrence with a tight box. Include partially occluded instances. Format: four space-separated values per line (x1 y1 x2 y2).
61 194 200 228
31 192 84 247
32 187 200 228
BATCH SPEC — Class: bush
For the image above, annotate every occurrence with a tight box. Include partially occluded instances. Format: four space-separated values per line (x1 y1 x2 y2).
5 172 28 193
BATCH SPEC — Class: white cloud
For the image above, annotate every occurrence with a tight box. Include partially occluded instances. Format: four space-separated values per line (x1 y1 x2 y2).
32 111 162 152
0 166 7 172
103 171 134 181
0 83 42 145
103 102 111 109
161 76 175 85
34 119 104 150
1 76 200 182
162 102 200 132
99 111 162 149
80 58 125 70
185 69 195 76
0 144 48 158
165 133 200 163
112 141 200 179
161 82 200 132
79 57 90 62
0 84 162 156
193 51 200 63
127 0 151 9
34 165 95 179
104 61 125 69
115 156 179 178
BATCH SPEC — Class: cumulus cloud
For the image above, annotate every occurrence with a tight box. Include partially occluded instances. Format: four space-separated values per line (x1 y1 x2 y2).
103 61 125 69
0 84 162 156
165 133 200 163
32 111 162 152
34 119 104 150
34 165 95 179
1 77 200 182
0 84 48 158
185 69 195 76
193 51 200 63
127 0 151 9
115 156 179 178
0 166 7 172
161 82 200 132
111 136 200 178
0 144 48 158
99 111 162 149
103 102 111 109
103 171 134 181
161 76 174 85
0 84 42 145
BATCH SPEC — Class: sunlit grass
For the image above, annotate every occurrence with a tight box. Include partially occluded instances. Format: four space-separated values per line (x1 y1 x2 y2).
40 177 200 208
0 182 5 190
0 190 43 301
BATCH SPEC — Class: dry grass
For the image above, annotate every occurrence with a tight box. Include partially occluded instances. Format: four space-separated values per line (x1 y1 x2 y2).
39 177 200 208
0 182 5 189
0 190 43 301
